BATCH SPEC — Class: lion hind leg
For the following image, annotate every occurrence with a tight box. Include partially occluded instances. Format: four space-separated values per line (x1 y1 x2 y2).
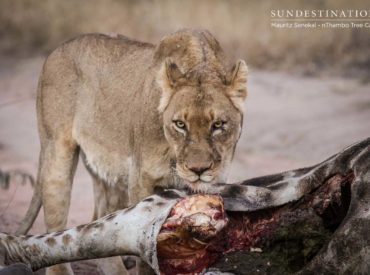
41 137 79 275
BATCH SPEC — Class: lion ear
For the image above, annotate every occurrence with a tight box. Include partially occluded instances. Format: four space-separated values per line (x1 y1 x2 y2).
157 59 184 113
226 60 248 112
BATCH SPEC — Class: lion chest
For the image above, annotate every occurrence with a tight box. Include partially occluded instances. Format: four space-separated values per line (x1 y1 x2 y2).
76 131 172 188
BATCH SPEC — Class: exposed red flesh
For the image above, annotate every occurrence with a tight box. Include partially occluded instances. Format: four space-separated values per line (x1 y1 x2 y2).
157 195 227 274
157 173 354 275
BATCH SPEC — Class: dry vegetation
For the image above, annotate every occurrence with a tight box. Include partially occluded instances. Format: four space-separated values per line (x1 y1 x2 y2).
0 0 369 74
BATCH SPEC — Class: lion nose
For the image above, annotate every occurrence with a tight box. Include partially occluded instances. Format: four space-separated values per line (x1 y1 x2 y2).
186 162 212 176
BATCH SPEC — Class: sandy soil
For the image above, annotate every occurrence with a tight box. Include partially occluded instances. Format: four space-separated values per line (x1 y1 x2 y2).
0 56 369 273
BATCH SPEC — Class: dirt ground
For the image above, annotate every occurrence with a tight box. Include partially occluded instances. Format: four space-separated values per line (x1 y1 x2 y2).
0 56 369 273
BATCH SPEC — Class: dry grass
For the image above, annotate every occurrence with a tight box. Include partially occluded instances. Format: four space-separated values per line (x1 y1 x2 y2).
0 0 369 74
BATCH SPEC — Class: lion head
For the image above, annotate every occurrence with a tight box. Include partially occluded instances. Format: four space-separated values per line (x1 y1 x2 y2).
155 30 248 191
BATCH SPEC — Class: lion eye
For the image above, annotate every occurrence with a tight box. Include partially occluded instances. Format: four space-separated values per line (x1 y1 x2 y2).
213 121 224 129
174 120 186 129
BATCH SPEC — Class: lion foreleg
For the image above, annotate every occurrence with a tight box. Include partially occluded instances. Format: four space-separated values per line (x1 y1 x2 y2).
91 175 130 275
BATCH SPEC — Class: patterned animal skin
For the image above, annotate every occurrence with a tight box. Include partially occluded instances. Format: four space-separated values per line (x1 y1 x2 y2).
0 137 369 274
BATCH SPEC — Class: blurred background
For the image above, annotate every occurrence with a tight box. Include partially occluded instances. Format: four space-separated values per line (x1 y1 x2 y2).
1 0 370 75
0 1 369 273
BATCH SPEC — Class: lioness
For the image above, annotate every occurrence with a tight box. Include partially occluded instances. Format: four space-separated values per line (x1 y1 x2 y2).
18 29 248 275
